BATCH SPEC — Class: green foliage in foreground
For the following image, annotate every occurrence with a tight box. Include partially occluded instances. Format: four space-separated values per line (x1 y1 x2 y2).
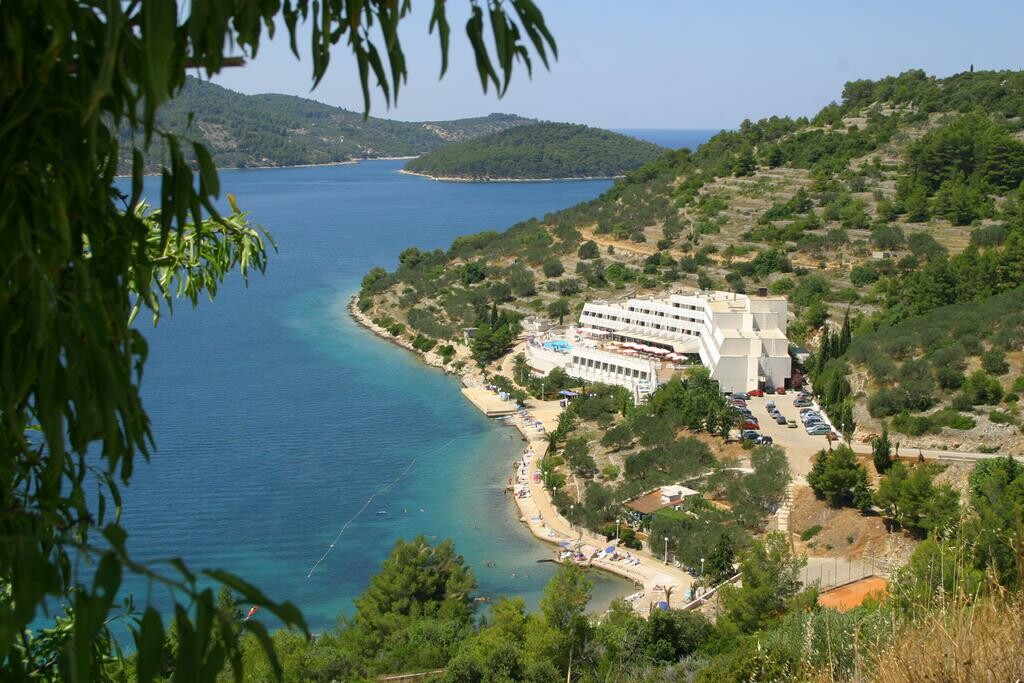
404 123 667 179
195 497 1024 682
3 0 559 678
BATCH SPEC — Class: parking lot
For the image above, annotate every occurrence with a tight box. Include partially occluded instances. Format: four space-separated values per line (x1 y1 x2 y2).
730 391 837 477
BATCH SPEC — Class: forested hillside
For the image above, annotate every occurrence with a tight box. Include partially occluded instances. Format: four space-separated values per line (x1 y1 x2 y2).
120 77 536 170
403 123 667 179
361 69 1024 454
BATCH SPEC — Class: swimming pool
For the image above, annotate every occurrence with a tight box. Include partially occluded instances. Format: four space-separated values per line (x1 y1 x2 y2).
543 340 573 352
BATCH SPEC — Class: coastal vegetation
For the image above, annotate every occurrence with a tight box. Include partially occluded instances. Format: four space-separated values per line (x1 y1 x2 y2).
342 68 1024 680
123 77 538 171
362 68 1024 453
403 123 667 180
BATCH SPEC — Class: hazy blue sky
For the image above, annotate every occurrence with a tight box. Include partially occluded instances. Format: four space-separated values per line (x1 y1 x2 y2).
211 1 1024 129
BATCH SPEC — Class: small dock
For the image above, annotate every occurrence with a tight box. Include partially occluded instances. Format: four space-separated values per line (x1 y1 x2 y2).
461 387 518 417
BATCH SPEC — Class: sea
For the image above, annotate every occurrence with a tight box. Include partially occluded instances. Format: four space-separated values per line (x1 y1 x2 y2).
113 129 716 635
615 128 722 150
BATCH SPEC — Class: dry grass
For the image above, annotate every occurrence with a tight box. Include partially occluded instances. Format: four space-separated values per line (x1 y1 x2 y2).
865 592 1024 683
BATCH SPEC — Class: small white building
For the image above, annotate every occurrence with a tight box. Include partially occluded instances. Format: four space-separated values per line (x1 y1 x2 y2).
525 289 792 397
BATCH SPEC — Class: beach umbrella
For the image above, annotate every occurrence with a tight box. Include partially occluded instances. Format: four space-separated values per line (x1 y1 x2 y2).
559 541 571 547
657 601 669 610
605 546 616 553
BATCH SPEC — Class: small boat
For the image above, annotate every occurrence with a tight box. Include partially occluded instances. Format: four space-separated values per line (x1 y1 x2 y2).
376 510 388 515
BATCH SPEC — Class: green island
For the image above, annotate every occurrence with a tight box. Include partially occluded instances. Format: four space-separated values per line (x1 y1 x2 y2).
120 77 537 171
402 123 667 180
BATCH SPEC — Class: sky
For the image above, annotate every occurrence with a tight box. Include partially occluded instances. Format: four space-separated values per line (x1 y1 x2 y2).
210 1 1024 130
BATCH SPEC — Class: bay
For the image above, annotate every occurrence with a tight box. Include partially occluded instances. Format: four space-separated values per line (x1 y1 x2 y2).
116 132 715 634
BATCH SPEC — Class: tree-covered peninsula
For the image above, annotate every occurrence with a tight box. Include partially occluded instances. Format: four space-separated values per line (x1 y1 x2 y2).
403 123 668 180
120 77 538 171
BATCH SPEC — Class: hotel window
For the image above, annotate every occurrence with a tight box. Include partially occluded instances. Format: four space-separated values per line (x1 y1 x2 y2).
632 369 639 378
640 372 648 380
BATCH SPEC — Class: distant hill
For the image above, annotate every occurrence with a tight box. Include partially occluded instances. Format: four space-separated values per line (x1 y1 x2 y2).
402 123 668 180
120 77 536 170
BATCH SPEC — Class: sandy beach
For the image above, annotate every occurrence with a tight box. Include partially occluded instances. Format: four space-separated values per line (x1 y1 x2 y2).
348 295 696 613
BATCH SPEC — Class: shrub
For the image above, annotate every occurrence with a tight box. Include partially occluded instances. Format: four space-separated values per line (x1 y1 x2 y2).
411 335 436 352
892 409 976 436
577 240 599 259
869 387 911 418
807 446 872 510
962 370 1004 405
600 423 634 451
541 257 564 278
989 410 1019 425
981 349 1009 375
935 365 965 390
800 525 822 541
770 277 795 294
951 393 975 411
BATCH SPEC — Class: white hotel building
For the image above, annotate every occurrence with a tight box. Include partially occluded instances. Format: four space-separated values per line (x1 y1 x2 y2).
525 290 791 399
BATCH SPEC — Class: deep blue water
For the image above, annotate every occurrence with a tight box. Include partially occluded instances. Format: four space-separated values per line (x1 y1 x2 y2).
616 128 722 150
115 160 612 633
115 131 717 635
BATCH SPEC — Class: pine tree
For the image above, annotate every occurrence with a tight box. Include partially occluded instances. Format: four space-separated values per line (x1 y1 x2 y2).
839 308 852 355
872 426 893 473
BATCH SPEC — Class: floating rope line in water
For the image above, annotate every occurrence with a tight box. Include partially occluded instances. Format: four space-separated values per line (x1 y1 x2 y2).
305 435 459 578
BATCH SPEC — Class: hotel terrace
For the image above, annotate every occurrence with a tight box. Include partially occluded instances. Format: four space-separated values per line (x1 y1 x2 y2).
526 289 792 400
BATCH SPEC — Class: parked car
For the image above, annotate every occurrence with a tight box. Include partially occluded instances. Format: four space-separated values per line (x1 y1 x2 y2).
774 415 787 425
755 435 774 445
807 424 832 435
748 389 764 397
731 392 750 401
793 398 812 408
742 420 760 430
740 429 760 441
775 387 787 395
787 419 798 428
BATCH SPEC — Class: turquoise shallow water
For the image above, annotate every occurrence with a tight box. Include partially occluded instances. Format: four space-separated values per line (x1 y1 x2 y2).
115 137 714 633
